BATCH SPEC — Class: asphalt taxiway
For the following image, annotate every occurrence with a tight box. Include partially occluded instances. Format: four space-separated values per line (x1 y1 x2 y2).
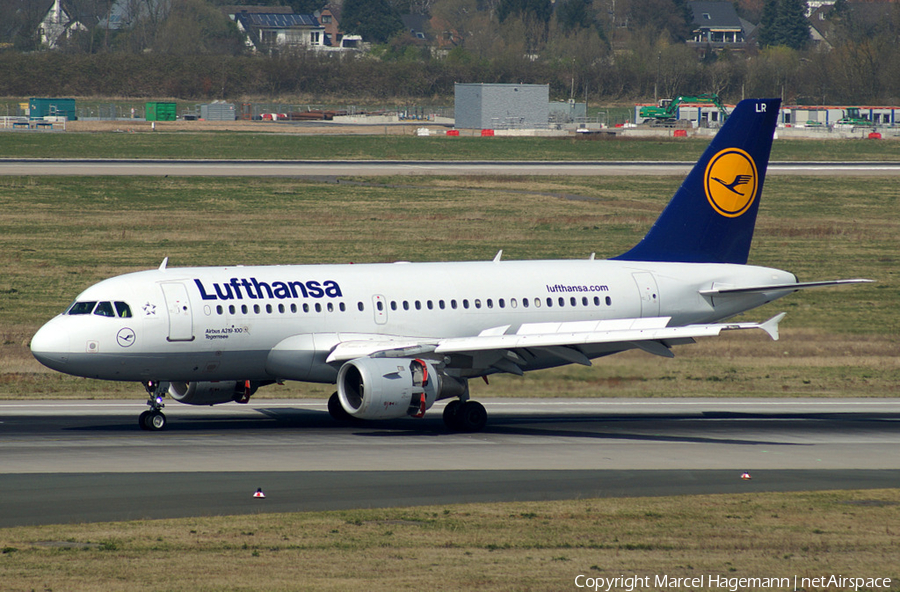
2 398 898 527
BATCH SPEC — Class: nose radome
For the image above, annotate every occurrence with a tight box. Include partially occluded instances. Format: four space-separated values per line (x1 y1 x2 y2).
30 319 71 371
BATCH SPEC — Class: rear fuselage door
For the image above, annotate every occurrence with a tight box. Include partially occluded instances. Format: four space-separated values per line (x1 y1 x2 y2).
161 282 195 341
632 272 660 317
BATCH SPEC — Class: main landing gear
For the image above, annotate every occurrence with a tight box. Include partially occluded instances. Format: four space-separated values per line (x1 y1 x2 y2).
327 392 353 422
442 399 487 433
325 392 488 432
139 380 167 431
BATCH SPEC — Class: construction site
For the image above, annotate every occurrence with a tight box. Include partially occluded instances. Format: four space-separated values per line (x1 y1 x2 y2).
2 92 900 139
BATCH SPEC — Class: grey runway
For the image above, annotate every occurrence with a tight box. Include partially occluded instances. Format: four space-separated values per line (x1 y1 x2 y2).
4 469 898 528
1 398 898 527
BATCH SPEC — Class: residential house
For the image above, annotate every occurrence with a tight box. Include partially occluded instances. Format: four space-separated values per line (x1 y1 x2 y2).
807 1 896 49
38 0 89 48
233 12 326 53
39 0 171 49
401 14 430 41
317 3 341 47
687 1 754 54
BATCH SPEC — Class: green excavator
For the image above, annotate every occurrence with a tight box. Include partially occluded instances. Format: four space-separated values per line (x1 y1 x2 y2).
639 94 729 126
835 107 873 128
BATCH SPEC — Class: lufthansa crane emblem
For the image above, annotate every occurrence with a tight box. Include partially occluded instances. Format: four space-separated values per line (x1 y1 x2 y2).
704 148 758 218
117 328 136 348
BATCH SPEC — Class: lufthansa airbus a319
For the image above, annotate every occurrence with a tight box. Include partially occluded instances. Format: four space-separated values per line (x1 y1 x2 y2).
30 98 871 432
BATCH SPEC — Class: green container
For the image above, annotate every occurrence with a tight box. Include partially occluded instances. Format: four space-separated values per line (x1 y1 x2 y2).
29 97 76 120
146 102 177 121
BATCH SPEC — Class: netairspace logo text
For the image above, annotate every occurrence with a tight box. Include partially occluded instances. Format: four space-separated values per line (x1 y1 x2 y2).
573 574 892 592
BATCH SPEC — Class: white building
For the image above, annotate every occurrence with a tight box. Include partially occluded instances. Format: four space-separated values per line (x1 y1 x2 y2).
233 12 325 53
38 0 88 48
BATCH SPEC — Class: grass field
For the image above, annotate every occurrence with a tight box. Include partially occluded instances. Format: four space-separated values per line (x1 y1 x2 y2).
3 130 900 161
1 489 898 591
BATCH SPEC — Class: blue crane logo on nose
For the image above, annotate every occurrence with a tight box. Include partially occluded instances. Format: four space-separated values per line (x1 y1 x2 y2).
117 328 136 348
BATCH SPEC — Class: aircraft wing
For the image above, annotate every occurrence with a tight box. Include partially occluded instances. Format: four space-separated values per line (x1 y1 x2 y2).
325 314 787 371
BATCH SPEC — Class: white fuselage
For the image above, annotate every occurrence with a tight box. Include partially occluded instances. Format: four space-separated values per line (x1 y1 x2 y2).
31 258 797 383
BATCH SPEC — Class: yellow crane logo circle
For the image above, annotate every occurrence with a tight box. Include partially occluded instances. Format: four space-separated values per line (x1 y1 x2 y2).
704 148 758 218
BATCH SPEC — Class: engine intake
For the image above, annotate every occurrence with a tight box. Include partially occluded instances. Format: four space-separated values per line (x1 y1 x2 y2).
337 357 463 420
168 381 258 406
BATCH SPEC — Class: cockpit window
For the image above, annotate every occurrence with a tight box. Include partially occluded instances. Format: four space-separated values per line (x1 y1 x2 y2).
94 302 115 317
65 300 133 318
66 301 97 315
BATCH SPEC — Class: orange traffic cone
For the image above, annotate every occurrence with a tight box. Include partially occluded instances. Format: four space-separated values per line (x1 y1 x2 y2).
741 472 752 480
253 488 266 498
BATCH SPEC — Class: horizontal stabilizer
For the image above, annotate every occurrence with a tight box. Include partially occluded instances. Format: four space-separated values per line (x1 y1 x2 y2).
700 279 873 296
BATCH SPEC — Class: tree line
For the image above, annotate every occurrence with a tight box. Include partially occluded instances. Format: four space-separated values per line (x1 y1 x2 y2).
0 0 898 105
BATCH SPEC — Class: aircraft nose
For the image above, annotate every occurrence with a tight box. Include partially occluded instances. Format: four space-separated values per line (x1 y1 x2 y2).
30 319 71 371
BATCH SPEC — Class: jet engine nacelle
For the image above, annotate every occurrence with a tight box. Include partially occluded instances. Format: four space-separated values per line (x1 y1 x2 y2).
337 357 449 420
168 381 257 406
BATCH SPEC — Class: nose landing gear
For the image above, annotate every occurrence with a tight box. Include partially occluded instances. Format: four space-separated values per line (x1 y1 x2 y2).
139 381 168 431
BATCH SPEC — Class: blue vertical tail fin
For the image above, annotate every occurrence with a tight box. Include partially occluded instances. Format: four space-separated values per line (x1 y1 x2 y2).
613 98 780 264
